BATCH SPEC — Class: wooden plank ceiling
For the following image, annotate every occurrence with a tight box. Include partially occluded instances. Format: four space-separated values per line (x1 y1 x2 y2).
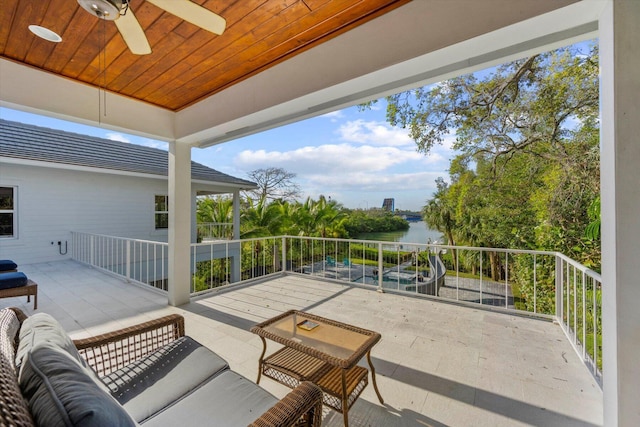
0 0 409 111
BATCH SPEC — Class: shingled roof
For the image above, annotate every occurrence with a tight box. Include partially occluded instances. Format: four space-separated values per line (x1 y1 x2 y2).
0 119 256 188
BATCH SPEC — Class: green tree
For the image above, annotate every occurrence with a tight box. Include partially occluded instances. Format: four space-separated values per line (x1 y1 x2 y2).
375 46 599 166
365 43 600 304
422 177 458 266
240 197 285 238
343 209 409 236
298 196 348 238
197 196 233 224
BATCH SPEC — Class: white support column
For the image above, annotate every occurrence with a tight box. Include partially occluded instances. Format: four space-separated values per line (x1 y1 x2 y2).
167 141 192 306
232 189 240 240
600 1 640 426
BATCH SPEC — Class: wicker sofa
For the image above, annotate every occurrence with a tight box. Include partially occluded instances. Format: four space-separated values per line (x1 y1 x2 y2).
0 307 323 426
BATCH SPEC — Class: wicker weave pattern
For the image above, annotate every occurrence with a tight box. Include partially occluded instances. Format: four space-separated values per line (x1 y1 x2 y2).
0 308 34 427
262 347 368 413
74 314 185 377
252 310 384 425
248 381 323 427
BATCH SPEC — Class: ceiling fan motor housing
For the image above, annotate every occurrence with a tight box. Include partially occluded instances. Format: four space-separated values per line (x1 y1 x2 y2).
77 0 125 20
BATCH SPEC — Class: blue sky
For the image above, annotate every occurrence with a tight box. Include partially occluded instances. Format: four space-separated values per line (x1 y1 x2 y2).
0 101 454 212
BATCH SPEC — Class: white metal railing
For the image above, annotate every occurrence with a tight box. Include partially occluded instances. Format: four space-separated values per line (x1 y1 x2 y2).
190 237 283 295
71 232 602 384
71 232 169 291
196 222 233 241
280 236 602 384
556 253 602 385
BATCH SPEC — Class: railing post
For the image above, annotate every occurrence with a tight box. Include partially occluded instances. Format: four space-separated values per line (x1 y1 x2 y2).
126 240 131 280
281 237 287 273
555 254 562 321
377 242 384 293
90 235 95 266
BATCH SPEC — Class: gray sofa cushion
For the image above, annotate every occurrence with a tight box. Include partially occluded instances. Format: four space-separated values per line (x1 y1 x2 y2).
15 312 109 393
16 313 82 370
19 345 137 427
102 336 229 423
142 370 279 427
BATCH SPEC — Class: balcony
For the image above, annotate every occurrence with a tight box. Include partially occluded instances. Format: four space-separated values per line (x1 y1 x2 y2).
5 258 602 426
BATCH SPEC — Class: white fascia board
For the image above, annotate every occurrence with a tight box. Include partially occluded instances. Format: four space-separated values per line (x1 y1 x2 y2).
1 156 167 180
1 157 253 190
177 0 604 148
0 59 176 142
191 179 257 190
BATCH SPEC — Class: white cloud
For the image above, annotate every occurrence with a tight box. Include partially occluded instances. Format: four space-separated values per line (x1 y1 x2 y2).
235 143 423 174
305 171 443 192
105 132 167 150
229 113 455 209
321 111 344 121
137 139 168 150
106 132 131 143
337 119 413 147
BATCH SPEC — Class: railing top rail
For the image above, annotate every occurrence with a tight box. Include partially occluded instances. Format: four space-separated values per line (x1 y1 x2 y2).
555 252 602 281
191 236 281 247
71 231 169 247
281 235 557 256
196 222 233 226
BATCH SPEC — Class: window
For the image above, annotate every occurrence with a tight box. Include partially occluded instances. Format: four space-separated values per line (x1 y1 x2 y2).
155 195 168 229
0 187 16 238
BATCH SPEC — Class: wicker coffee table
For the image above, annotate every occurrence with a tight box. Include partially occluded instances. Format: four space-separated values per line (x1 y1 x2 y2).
251 310 383 427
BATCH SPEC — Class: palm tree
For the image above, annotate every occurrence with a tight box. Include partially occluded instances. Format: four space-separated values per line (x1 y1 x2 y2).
423 178 458 267
240 197 285 238
299 196 347 238
197 196 234 239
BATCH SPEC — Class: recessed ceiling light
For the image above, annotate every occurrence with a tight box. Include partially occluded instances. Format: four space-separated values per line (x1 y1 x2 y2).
28 25 62 43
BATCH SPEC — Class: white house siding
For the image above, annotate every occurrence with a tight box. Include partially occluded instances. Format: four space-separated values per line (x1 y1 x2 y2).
0 163 199 266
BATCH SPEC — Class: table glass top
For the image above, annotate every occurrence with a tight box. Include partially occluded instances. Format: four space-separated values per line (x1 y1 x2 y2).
259 311 376 361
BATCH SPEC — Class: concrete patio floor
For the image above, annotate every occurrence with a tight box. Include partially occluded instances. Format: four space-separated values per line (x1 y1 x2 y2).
3 260 602 426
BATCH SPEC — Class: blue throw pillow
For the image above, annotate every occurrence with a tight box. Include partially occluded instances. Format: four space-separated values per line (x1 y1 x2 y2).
0 272 27 290
0 259 18 272
19 345 137 427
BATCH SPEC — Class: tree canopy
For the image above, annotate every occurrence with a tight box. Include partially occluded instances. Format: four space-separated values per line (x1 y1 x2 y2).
245 167 302 202
366 43 600 279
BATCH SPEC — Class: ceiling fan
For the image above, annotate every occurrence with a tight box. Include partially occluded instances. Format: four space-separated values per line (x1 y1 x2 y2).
77 0 226 55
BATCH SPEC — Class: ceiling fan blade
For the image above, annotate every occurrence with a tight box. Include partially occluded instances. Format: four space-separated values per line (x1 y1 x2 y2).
147 0 226 35
114 9 152 55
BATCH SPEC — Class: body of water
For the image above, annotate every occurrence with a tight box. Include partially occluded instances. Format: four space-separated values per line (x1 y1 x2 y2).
357 221 443 244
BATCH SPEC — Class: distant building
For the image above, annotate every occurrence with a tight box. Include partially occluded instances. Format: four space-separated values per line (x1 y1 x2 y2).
382 198 395 212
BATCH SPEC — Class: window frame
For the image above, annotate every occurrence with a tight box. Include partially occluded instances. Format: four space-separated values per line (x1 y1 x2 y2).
0 186 17 239
154 194 169 230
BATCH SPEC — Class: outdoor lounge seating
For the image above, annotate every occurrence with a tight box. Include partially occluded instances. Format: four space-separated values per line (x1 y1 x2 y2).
0 307 323 427
0 271 37 309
